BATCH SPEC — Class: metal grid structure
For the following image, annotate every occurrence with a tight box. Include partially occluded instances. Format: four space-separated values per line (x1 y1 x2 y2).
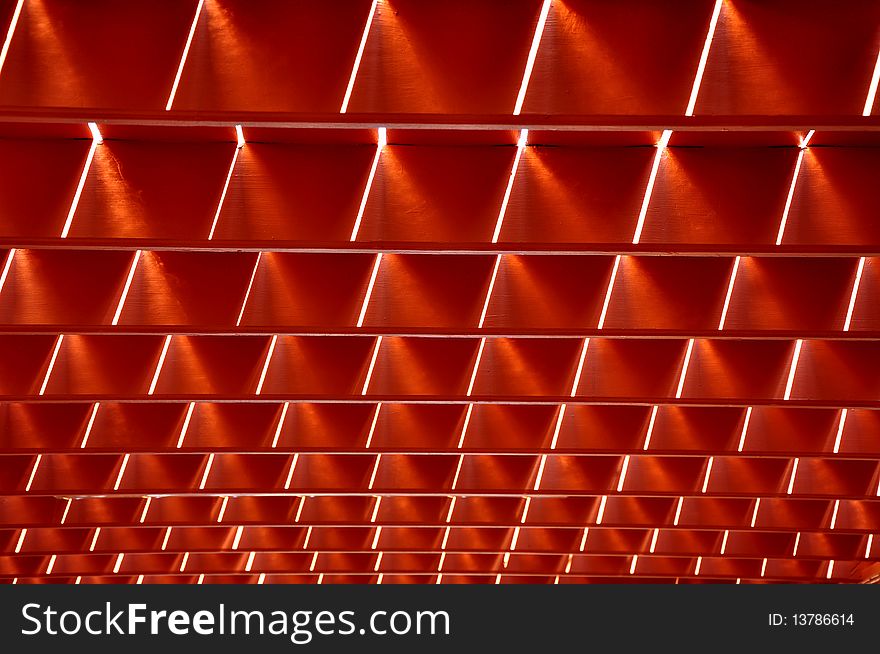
2 0 880 584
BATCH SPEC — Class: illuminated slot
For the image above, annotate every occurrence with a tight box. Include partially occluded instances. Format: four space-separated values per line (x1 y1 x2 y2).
449 456 462 492
830 499 840 530
370 496 382 523
60 498 72 525
177 402 196 448
737 407 753 452
799 130 816 149
365 403 382 448
367 453 382 489
371 526 382 550
509 527 520 552
136 575 144 585
165 0 205 110
642 405 659 450
361 336 383 394
113 553 124 574
197 574 204 584
271 402 290 448
467 338 487 396
826 560 835 580
199 453 215 489
570 338 590 397
295 496 306 523
479 256 503 324
25 454 41 492
148 335 173 395
111 250 141 325
139 496 152 523
533 454 548 491
350 130 386 241
616 455 630 492
445 496 457 524
701 457 714 493
673 496 684 526
750 498 761 528
179 552 189 572
0 0 23 76
866 534 874 559
649 528 659 554
760 558 767 578
284 453 300 490
235 252 262 324
377 573 384 584
310 552 318 572
340 0 378 113
440 528 450 552
317 573 324 584
579 527 589 552
495 574 501 585
564 554 573 574
89 527 101 552
597 256 622 329
675 339 695 399
513 0 551 114
235 125 245 149
554 575 559 585
255 335 278 395
720 530 729 555
216 497 229 523
46 554 57 575
39 335 65 395
629 555 638 575
843 257 866 331
161 527 172 551
595 496 608 525
503 551 510 567
232 525 244 550
258 573 266 585
775 149 806 245
79 403 101 448
458 403 474 448
718 256 741 330
782 339 803 400
303 526 313 549
631 131 671 244
792 532 801 557
491 135 527 243
245 551 255 572
520 497 531 524
786 458 799 495
685 0 724 116
0 248 15 294
865 46 880 115
113 453 130 491
14 528 26 554
436 573 443 584
694 556 702 576
60 124 102 238
549 404 567 450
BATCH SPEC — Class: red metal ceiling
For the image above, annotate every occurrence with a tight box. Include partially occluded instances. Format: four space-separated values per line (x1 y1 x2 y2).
1 0 880 585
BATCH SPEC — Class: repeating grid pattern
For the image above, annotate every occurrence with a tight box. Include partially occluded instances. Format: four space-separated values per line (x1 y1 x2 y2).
1 0 880 585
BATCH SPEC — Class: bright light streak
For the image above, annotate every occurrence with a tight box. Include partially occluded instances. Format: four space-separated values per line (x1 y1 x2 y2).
701 456 714 493
208 146 241 240
649 528 659 554
14 528 26 553
111 250 141 325
579 527 589 552
843 257 865 331
25 454 41 492
39 334 64 395
631 132 670 244
467 338 487 396
685 0 723 116
675 339 695 398
597 256 621 329
830 499 840 530
113 453 130 490
792 531 801 557
491 134 527 242
357 253 383 326
162 527 173 550
365 402 382 448
148 335 172 395
513 0 551 115
750 498 761 528
166 0 204 110
718 256 741 330
673 496 684 526
786 458 799 495
642 405 659 450
0 248 15 294
139 496 152 523
833 409 848 454
694 556 702 576
235 125 245 149
80 402 100 448
826 560 834 579
255 335 278 395
216 497 228 523
549 404 567 450
863 46 880 116
61 125 102 238
177 401 196 448
737 406 753 452
479 255 503 326
570 338 590 396
232 525 243 550
349 134 385 241
783 339 803 400
629 555 638 575
198 452 215 489
46 554 56 575
283 453 299 490
340 0 378 113
720 529 729 555
458 403 474 448
595 496 607 525
368 453 381 489
799 129 815 149
0 0 23 77
616 455 630 492
775 149 805 245
361 335 383 394
272 402 289 448
533 454 548 491
235 252 262 324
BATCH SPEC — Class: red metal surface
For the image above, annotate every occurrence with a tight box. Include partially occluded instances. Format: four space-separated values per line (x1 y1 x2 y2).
1 0 879 585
